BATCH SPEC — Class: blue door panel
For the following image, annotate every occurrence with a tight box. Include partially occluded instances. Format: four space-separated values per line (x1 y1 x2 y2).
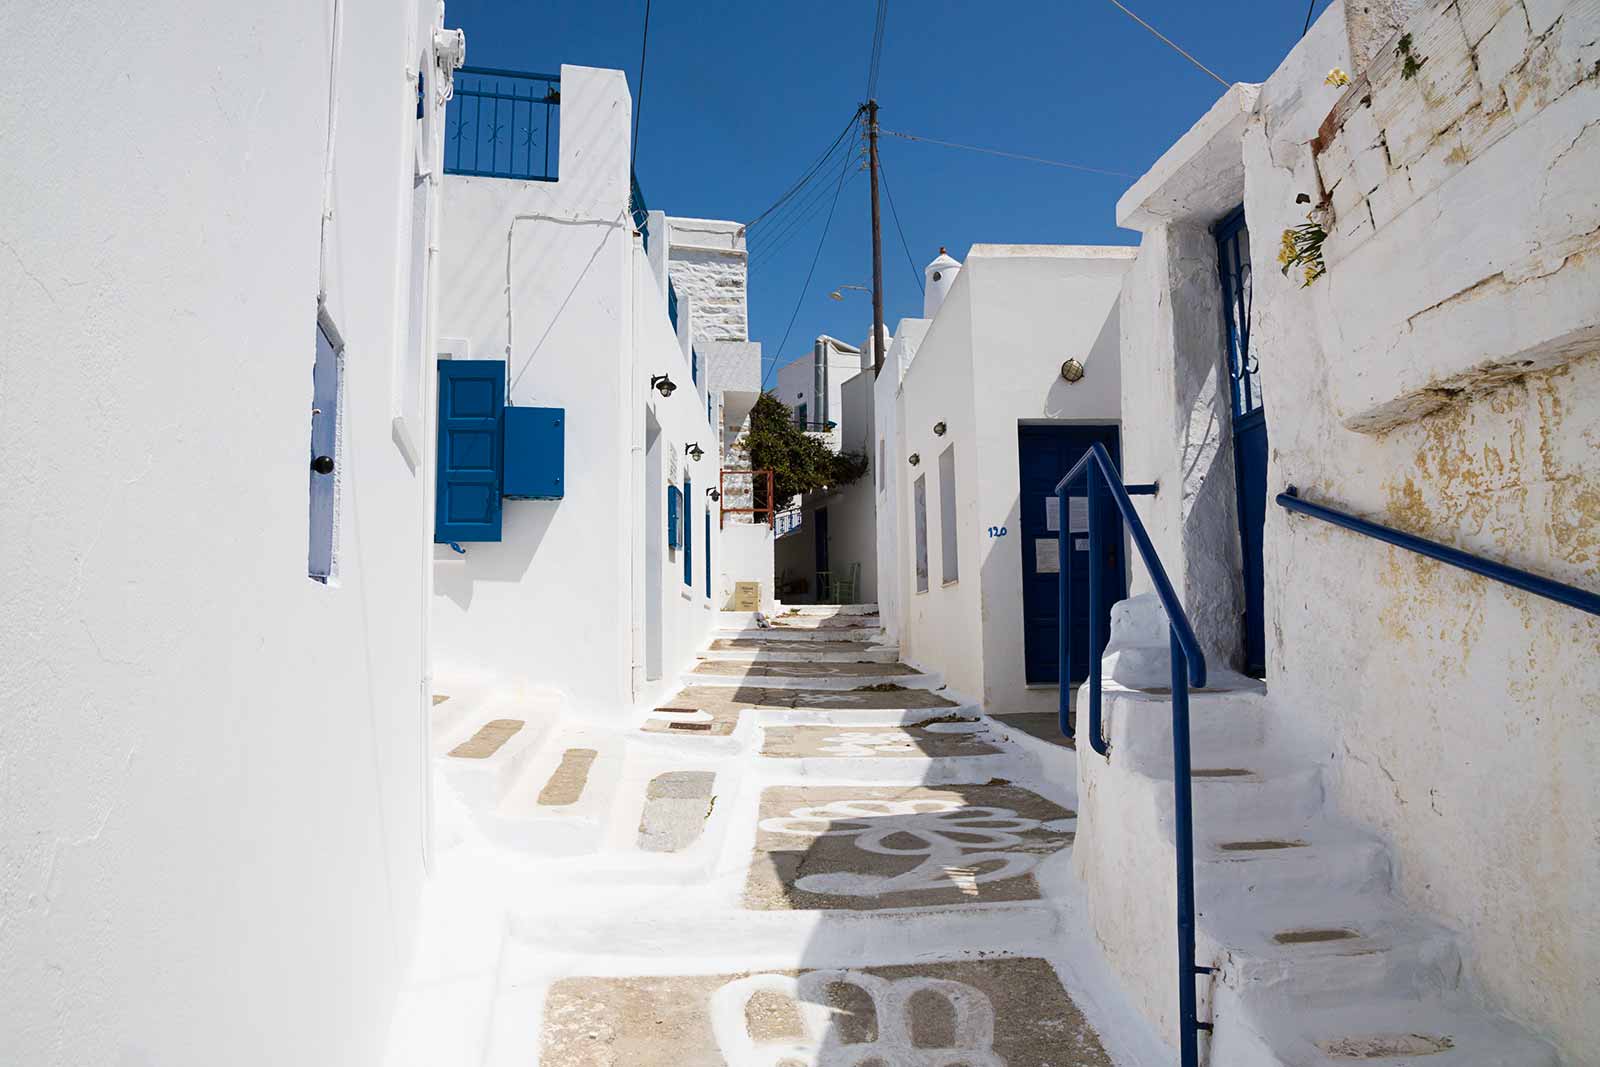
308 321 340 580
435 359 505 543
1018 425 1125 685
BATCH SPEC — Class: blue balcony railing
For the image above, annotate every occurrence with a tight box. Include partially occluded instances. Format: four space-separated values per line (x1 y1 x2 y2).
444 67 560 181
630 171 650 250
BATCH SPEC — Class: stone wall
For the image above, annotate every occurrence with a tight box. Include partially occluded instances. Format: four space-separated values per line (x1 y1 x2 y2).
666 216 749 342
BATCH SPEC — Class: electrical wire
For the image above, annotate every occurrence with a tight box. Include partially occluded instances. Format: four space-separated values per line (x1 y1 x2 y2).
747 134 861 258
749 149 863 263
1302 0 1320 36
1103 0 1230 88
750 168 865 272
631 0 652 172
876 154 923 295
866 0 889 99
878 128 1138 179
762 149 854 391
746 109 864 232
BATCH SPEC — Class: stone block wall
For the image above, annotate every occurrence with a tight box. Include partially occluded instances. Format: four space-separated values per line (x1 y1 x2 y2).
666 217 749 343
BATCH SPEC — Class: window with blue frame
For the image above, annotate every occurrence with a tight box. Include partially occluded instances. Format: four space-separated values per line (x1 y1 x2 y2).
1216 207 1259 418
683 476 693 587
667 484 682 549
704 508 711 598
691 348 698 386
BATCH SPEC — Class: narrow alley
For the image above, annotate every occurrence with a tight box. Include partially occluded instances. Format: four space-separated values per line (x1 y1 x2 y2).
391 604 1164 1066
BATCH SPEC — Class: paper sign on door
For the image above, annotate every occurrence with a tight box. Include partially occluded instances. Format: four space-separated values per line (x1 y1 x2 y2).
1036 538 1060 574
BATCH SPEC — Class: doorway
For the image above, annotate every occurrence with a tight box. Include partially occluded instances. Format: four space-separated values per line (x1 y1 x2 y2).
813 506 830 603
1018 424 1125 685
1216 206 1267 677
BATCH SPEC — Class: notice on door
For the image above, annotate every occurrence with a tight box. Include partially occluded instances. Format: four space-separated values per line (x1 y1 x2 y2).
1035 538 1060 574
1068 497 1089 533
1045 496 1060 532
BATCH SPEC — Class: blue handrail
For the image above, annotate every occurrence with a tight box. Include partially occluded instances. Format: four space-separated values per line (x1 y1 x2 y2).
444 68 560 182
1055 442 1211 1067
1277 486 1600 616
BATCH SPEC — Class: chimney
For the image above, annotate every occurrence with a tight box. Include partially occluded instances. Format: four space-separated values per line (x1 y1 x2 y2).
924 247 961 320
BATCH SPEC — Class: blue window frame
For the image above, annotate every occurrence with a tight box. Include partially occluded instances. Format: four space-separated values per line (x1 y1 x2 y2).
683 476 693 587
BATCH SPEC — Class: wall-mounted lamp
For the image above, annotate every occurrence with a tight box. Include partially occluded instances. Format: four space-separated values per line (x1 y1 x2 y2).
650 373 677 398
686 442 705 462
707 488 721 502
909 453 921 466
1060 358 1085 383
932 421 947 437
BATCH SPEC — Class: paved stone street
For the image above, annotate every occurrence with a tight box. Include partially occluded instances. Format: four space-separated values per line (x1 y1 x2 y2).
400 607 1142 1066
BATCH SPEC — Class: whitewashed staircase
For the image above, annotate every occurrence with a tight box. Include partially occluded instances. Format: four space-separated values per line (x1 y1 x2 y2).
1078 674 1559 1066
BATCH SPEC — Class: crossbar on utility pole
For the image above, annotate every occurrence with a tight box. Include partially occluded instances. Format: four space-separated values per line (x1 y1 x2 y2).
866 99 886 378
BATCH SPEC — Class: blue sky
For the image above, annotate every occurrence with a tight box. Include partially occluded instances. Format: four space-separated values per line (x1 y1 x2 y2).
442 0 1330 382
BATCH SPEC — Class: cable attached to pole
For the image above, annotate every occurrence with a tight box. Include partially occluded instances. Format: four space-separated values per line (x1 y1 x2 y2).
1103 0 1230 88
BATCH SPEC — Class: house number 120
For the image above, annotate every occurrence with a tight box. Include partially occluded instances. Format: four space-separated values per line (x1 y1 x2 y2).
987 526 1008 538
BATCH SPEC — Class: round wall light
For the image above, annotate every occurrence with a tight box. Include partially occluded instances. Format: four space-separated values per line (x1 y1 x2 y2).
909 453 921 466
1060 358 1085 383
932 421 947 436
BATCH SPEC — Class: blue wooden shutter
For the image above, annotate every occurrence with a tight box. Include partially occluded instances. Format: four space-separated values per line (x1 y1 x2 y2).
704 509 711 597
667 485 681 549
684 477 693 586
435 359 505 542
308 320 340 581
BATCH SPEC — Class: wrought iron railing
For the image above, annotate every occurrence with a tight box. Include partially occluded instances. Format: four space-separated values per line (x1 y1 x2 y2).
796 420 837 433
444 67 560 181
719 469 776 528
1056 444 1210 1067
1278 487 1600 616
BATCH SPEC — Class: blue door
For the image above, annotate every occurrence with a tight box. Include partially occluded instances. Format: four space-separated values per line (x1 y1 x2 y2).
1019 425 1125 684
434 359 505 543
1217 207 1267 676
814 506 830 601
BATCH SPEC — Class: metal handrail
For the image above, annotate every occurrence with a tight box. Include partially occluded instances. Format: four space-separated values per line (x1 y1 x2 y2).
444 68 559 182
1054 442 1211 1067
1278 486 1600 616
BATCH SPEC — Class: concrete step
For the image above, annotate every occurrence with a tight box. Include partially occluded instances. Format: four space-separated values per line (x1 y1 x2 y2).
773 602 879 616
1195 818 1393 901
701 638 901 663
1212 990 1560 1067
716 626 887 643
1097 681 1271 777
681 660 940 691
1203 896 1465 1007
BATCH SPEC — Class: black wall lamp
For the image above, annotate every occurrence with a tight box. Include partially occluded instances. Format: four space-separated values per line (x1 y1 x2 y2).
650 373 677 397
909 453 921 466
707 488 721 501
933 421 947 436
686 442 705 461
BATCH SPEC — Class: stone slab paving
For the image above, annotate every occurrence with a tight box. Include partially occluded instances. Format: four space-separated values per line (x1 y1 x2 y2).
643 686 961 738
993 712 1077 750
746 784 1076 911
538 748 598 806
760 722 1000 759
541 957 1112 1066
690 660 918 678
636 771 716 852
447 718 524 759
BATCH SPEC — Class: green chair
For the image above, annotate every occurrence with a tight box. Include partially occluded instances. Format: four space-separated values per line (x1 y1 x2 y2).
831 562 860 604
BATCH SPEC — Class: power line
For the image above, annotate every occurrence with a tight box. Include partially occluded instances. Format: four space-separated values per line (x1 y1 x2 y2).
1103 0 1230 89
763 149 854 391
746 110 863 232
876 154 923 295
866 0 889 99
1302 0 1320 36
631 0 652 172
879 128 1138 179
750 167 863 268
747 136 862 259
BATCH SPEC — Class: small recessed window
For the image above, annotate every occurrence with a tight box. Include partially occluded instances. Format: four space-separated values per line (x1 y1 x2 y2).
939 445 958 585
913 474 929 594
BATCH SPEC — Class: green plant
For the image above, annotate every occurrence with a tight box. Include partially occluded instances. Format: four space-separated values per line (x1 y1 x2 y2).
739 392 870 507
1279 216 1328 287
1396 33 1427 80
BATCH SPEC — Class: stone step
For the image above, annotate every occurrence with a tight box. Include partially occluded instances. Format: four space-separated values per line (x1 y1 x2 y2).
1097 681 1271 777
717 626 887 643
1195 818 1393 901
702 638 901 663
1202 896 1465 1007
681 659 940 691
773 602 879 616
1212 991 1560 1067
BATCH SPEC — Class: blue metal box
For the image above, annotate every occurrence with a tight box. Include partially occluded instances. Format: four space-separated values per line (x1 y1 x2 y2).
502 406 564 500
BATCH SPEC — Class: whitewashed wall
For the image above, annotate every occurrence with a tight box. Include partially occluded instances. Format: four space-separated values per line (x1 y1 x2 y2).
1111 0 1600 1054
431 66 720 721
666 217 748 342
874 321 931 643
888 248 1130 710
0 0 446 1061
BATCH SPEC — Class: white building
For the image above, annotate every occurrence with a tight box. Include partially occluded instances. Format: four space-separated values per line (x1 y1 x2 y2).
1072 0 1600 1061
876 245 1133 715
429 66 768 720
0 1 462 1062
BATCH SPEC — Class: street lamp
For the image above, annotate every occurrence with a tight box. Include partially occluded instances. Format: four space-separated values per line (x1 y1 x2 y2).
828 283 871 302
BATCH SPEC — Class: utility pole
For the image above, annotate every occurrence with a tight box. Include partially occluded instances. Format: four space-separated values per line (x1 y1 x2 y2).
866 99 886 378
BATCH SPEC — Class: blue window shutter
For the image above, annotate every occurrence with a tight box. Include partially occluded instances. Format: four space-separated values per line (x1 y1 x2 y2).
667 485 681 549
692 348 698 385
308 320 340 581
684 477 693 586
435 359 505 543
704 509 711 597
